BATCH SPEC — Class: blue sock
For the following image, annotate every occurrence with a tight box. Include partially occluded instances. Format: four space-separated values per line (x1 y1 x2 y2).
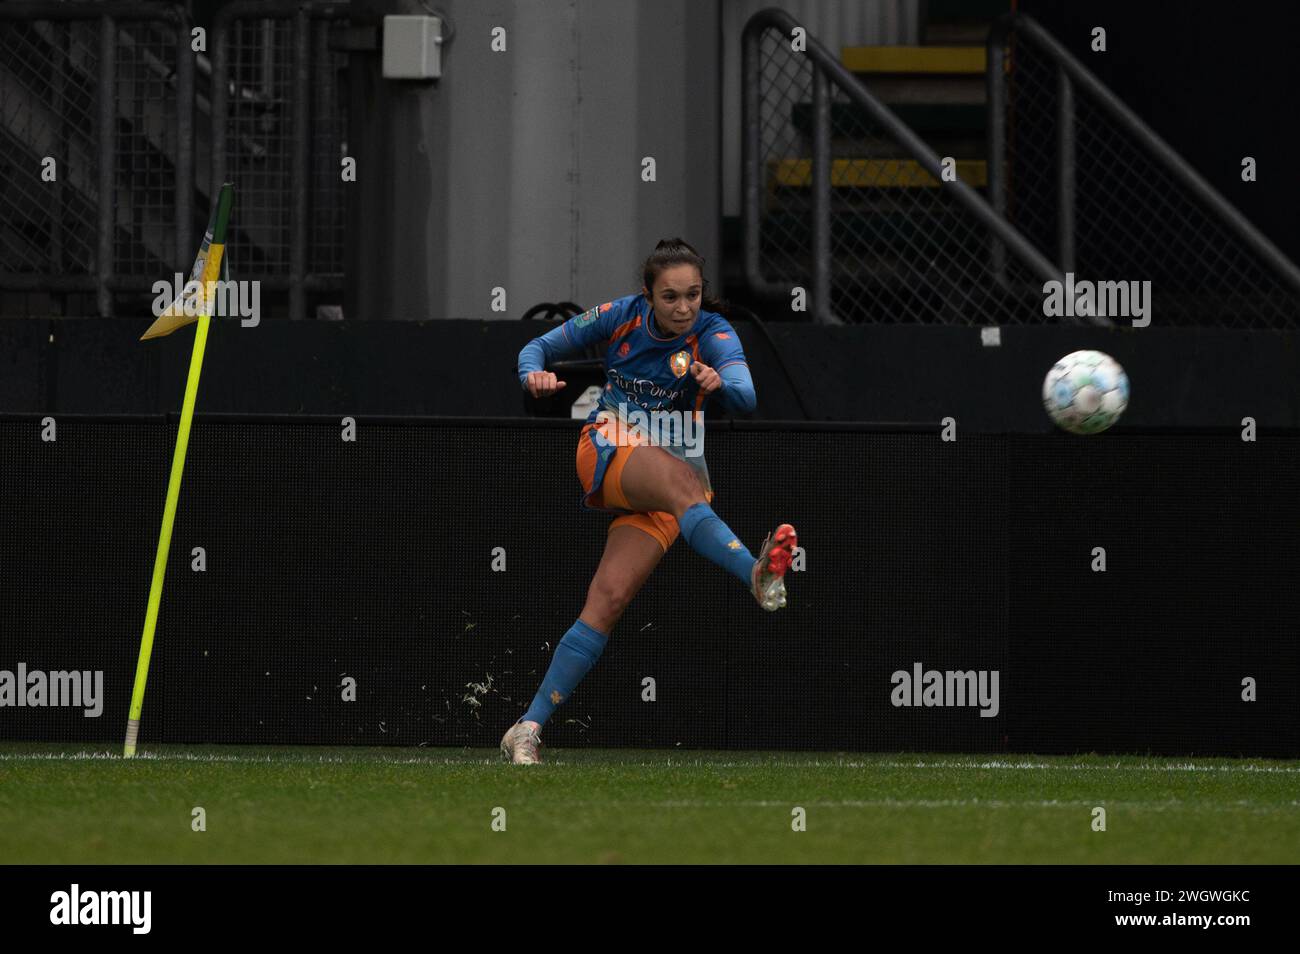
521 619 609 727
678 502 756 586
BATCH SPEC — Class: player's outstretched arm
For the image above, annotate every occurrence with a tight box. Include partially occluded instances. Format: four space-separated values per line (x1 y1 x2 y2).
698 318 756 414
517 323 572 394
716 361 756 414
516 301 622 395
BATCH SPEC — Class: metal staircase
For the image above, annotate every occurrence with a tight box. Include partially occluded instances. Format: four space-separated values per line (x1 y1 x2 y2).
742 6 1300 328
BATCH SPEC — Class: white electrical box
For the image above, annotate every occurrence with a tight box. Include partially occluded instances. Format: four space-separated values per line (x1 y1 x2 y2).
382 15 442 80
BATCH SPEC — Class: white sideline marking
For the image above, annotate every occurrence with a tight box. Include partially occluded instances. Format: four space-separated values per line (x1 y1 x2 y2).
640 799 1299 814
1 754 1294 813
0 751 490 766
875 760 1300 775
652 759 1300 774
0 751 1297 774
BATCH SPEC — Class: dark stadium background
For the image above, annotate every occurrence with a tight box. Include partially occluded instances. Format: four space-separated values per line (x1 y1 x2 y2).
2 0 1298 758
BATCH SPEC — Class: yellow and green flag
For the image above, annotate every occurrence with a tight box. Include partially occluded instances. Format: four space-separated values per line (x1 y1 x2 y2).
140 182 234 340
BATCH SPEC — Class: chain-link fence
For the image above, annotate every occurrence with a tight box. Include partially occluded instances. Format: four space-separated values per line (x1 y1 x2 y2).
0 2 193 316
0 16 98 278
743 8 1062 326
0 0 348 319
990 15 1300 330
742 9 1300 328
211 0 348 320
115 16 189 281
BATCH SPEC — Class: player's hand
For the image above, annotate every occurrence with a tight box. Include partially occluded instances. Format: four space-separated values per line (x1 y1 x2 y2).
690 361 722 396
524 370 566 398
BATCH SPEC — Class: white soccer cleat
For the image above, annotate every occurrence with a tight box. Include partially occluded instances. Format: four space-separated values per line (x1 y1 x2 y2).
500 721 542 764
751 523 796 611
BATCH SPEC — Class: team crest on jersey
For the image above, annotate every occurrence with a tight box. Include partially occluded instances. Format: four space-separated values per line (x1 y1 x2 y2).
669 351 691 378
618 341 630 356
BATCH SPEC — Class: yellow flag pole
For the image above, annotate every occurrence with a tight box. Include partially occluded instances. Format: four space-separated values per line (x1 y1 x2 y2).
126 181 232 758
124 313 211 758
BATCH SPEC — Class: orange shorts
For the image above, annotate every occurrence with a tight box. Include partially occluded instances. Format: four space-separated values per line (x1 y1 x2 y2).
576 419 713 553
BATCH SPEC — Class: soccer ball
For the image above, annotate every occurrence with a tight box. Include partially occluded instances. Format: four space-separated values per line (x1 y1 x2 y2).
1042 350 1129 434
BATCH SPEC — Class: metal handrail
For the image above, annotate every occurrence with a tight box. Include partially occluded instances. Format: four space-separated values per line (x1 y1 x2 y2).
742 7 1078 325
988 12 1300 301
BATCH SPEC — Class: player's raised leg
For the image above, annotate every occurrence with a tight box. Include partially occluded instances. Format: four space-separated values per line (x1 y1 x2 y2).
617 444 798 611
501 524 664 764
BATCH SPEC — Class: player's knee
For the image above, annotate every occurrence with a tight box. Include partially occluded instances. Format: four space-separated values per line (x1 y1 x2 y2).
666 461 706 516
588 576 634 622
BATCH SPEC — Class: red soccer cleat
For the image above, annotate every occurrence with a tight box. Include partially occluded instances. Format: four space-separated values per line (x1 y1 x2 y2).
750 523 797 611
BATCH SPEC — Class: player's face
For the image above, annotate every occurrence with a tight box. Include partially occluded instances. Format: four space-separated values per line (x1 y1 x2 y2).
646 265 702 336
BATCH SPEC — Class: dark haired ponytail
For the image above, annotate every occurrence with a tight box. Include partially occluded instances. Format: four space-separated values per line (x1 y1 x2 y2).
641 237 728 315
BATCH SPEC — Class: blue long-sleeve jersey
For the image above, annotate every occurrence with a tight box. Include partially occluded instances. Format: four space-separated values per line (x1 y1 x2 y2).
517 293 755 416
517 293 756 496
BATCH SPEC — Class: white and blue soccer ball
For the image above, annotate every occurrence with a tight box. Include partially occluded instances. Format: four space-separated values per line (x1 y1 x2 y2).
1042 350 1130 434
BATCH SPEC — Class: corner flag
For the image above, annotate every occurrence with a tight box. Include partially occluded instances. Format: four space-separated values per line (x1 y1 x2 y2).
125 182 234 758
141 182 234 340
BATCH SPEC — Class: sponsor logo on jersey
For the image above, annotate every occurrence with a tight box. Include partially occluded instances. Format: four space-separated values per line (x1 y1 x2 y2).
715 332 731 340
574 307 599 327
669 351 691 378
618 341 630 357
606 367 686 403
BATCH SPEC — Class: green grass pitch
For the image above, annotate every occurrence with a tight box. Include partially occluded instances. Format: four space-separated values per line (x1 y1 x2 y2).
1 744 1297 864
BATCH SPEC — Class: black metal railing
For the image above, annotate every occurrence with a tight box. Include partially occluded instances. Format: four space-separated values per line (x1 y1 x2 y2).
988 13 1300 329
742 6 1073 327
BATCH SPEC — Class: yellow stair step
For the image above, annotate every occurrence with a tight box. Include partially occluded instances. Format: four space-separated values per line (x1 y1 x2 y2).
841 45 986 74
771 158 988 189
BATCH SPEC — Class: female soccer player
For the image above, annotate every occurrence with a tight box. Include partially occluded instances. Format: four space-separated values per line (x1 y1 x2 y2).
502 238 798 764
